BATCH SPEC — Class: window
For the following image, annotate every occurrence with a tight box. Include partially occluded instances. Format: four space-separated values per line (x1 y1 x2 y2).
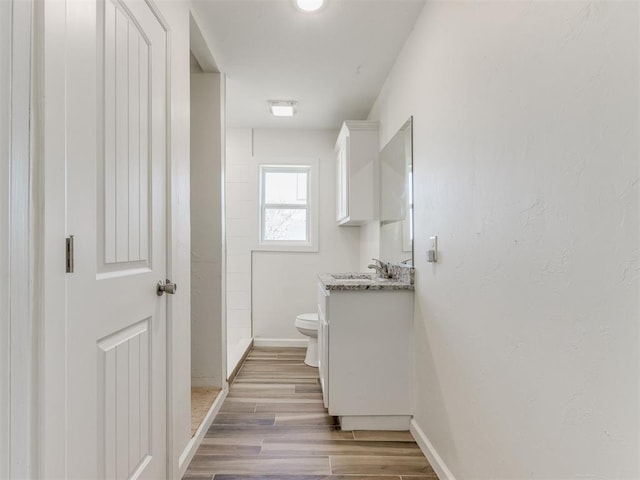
259 164 317 251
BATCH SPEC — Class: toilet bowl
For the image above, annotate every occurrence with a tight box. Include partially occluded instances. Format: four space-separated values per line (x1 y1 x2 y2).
295 313 319 367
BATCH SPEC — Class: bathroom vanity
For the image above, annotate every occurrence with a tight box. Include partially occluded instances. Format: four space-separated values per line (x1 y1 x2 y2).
317 272 413 431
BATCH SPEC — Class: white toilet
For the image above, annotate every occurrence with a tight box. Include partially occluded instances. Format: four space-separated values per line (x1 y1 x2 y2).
295 313 319 367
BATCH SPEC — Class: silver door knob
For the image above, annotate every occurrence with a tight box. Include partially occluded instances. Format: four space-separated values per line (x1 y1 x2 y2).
157 279 177 296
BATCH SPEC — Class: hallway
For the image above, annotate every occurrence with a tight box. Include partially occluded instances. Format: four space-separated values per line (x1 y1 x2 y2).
183 347 437 479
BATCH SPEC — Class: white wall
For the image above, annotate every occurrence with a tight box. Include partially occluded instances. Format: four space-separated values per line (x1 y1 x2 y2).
190 72 224 388
367 2 639 478
226 128 361 341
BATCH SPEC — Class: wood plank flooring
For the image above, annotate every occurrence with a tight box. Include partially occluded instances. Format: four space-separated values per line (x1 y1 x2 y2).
184 347 437 480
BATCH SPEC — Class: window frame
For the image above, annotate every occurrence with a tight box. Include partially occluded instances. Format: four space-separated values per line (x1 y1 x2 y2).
256 161 319 252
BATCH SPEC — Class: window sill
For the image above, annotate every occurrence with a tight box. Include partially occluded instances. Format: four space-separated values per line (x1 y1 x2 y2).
254 242 318 253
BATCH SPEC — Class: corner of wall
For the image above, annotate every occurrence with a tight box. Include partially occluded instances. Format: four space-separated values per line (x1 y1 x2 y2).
358 221 380 270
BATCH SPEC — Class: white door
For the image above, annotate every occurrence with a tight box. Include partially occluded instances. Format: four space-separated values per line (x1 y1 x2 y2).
65 0 169 478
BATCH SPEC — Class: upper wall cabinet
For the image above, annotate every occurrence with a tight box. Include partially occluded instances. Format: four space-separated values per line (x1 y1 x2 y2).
335 121 379 226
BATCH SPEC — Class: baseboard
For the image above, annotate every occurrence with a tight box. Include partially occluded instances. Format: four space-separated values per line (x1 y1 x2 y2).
227 338 254 384
339 415 411 431
178 382 229 478
410 418 456 480
253 337 308 348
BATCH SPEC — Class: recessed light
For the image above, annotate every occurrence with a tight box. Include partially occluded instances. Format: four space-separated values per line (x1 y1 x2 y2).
268 100 297 117
295 0 325 13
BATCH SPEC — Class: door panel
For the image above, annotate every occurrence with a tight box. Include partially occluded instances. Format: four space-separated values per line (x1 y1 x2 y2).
99 0 154 273
97 319 151 479
66 0 168 478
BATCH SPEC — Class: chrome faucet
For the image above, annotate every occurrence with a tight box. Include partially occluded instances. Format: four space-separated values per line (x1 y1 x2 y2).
367 258 391 279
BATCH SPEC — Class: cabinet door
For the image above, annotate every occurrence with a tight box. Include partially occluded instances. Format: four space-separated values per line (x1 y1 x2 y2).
317 283 329 407
336 139 349 222
318 311 329 408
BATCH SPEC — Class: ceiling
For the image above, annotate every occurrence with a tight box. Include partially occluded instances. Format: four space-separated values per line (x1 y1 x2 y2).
191 0 426 129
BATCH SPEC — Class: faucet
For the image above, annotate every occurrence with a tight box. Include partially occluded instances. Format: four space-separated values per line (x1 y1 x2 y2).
367 258 391 279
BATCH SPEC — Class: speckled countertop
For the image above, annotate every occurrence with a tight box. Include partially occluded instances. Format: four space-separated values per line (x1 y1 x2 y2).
318 272 414 291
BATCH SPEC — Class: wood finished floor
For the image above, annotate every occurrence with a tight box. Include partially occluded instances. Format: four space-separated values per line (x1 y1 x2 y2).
184 347 437 480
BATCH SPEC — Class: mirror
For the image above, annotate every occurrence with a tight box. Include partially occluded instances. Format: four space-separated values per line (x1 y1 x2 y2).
379 117 413 265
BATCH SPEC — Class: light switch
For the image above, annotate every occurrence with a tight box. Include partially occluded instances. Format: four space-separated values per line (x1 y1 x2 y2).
426 236 437 263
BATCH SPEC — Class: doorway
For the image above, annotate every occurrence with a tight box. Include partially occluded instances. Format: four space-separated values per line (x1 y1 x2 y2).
189 16 226 437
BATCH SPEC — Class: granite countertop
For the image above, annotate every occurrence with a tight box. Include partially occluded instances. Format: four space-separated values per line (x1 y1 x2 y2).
318 272 415 291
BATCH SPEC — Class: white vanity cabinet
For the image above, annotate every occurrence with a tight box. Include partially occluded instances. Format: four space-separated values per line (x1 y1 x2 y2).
317 283 330 408
335 121 379 225
317 280 413 430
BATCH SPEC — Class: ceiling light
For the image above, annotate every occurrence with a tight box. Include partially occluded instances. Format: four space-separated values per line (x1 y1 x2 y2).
268 100 297 117
295 0 325 13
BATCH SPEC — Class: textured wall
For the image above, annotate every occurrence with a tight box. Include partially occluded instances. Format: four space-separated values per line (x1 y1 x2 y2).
367 1 639 478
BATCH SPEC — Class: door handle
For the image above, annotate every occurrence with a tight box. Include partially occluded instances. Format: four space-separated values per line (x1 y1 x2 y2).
157 279 177 296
